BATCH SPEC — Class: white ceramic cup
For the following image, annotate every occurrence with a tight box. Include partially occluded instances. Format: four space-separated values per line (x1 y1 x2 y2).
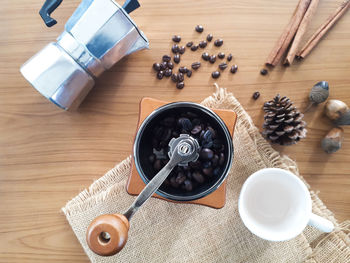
238 168 334 241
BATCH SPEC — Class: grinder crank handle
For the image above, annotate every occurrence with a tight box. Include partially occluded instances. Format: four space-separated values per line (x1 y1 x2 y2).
86 147 188 256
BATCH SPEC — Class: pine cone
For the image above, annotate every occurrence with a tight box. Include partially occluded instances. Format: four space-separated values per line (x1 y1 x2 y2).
263 95 307 145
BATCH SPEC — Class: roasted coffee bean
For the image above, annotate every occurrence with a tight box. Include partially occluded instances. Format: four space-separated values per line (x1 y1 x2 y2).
173 54 180 64
184 180 193 191
162 54 171 62
219 153 225 165
207 33 213 42
153 62 161 71
218 52 225 59
200 148 214 160
189 161 200 170
252 91 260 100
191 45 199 51
214 39 223 47
202 161 212 168
167 61 174 69
179 67 188 73
179 46 186 54
178 72 184 82
176 82 185 89
192 172 205 183
163 117 176 127
227 53 233 61
172 35 181 42
203 167 213 177
212 154 219 167
207 126 216 139
202 52 210 61
211 71 220 79
159 62 166 70
171 44 179 54
157 71 164 79
191 125 202 135
171 73 178 83
199 40 207 48
195 25 204 33
202 140 213 148
175 172 186 184
230 64 238 73
178 117 192 131
186 70 192 77
186 41 193 47
148 154 156 163
219 62 228 70
153 159 162 171
213 167 221 177
209 55 216 64
202 129 213 141
164 68 172 77
191 62 201 70
170 176 180 188
260 68 268 75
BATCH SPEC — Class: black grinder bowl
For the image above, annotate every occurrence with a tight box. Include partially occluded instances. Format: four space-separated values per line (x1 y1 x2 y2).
133 102 234 201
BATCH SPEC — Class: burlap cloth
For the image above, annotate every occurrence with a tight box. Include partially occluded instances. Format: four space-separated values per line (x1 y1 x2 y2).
63 87 350 263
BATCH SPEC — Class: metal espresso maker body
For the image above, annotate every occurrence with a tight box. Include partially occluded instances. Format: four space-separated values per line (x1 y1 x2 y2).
20 0 149 110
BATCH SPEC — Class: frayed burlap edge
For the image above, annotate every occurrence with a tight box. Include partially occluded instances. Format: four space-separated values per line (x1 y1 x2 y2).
62 86 350 263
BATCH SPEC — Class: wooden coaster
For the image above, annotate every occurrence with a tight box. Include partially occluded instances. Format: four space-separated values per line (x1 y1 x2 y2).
126 98 237 209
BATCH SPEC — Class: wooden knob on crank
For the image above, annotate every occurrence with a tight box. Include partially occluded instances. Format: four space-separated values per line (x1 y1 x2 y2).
86 214 130 256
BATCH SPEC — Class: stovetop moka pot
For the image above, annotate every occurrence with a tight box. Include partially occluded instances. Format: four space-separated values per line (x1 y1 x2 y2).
20 0 149 110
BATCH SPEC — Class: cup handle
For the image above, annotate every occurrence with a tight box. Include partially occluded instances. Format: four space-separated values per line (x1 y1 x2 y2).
308 213 334 233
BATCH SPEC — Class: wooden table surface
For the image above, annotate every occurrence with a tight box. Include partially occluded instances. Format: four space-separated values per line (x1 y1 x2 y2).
1 0 349 261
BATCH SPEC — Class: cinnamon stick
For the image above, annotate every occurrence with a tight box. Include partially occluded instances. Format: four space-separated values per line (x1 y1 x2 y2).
284 0 320 65
297 0 350 59
266 0 312 66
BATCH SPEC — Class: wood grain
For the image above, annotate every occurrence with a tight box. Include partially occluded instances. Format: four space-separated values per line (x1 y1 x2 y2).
0 0 349 261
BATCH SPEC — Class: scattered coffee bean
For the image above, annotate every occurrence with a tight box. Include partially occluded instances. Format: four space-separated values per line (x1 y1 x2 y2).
218 52 225 59
178 72 184 82
191 62 201 70
219 62 228 70
191 125 202 135
214 39 223 47
157 71 164 79
164 68 172 77
186 41 193 47
171 44 179 54
153 62 161 71
195 25 204 33
167 61 174 69
174 54 180 64
209 55 216 64
179 67 188 73
162 55 171 62
184 180 193 191
172 35 181 42
230 64 238 73
160 62 167 70
212 71 220 79
202 52 210 61
260 68 268 75
186 70 192 77
176 82 185 89
171 73 178 83
191 45 199 51
252 91 260 100
227 53 233 61
179 46 186 54
207 34 213 42
199 40 207 48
